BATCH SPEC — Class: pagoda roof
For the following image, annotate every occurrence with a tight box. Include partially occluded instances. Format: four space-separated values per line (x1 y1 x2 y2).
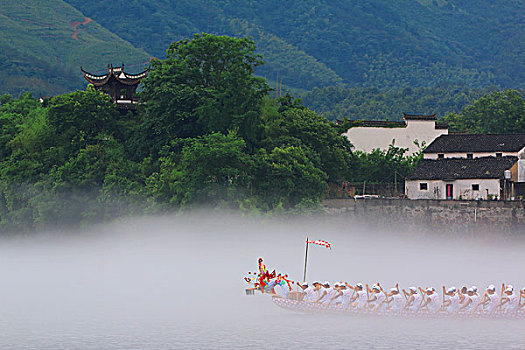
81 64 148 86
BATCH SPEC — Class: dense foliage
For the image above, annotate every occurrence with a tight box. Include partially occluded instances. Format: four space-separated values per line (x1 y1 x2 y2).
0 35 353 232
441 90 525 134
301 85 497 121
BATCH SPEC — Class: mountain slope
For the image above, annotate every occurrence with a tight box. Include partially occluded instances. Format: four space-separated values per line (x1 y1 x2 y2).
64 0 524 91
0 0 150 96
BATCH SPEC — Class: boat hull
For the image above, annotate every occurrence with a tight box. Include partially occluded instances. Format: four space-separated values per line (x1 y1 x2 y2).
272 297 525 319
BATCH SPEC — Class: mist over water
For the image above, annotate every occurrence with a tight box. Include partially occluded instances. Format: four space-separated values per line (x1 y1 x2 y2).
0 214 524 349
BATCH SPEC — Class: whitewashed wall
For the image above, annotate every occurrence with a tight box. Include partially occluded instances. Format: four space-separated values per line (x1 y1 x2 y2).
344 120 447 155
405 178 501 200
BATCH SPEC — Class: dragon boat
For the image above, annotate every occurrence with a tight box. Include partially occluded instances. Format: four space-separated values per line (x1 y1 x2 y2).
245 258 525 319
271 297 525 319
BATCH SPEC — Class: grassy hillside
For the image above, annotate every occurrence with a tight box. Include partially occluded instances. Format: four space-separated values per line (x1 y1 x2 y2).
0 0 150 96
64 0 524 91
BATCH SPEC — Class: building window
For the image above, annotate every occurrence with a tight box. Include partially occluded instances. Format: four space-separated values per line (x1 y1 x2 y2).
472 184 480 191
467 153 473 159
496 153 502 158
420 183 428 190
438 153 444 159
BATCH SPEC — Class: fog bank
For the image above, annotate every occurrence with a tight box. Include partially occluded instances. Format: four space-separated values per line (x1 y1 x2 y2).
0 213 524 349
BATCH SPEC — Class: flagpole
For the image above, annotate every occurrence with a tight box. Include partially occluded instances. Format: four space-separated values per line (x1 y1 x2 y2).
303 236 309 282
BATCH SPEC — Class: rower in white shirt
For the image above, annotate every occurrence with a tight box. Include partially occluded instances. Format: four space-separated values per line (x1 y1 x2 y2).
474 284 499 314
457 288 476 313
422 287 441 313
343 283 366 309
296 282 310 301
442 286 461 313
403 286 421 312
385 284 404 313
305 281 322 302
330 283 342 305
498 286 519 314
520 288 525 311
340 284 355 309
314 281 329 303
330 283 345 306
367 284 386 311
317 281 337 304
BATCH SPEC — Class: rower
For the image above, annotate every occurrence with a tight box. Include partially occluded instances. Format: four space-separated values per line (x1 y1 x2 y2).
296 281 308 291
367 284 386 311
442 286 460 313
419 287 440 313
457 288 475 313
403 286 421 312
385 284 404 313
330 283 344 306
316 281 333 304
295 281 309 301
469 286 480 312
340 283 354 309
498 286 519 314
474 284 499 314
350 283 367 309
519 287 525 311
306 281 322 302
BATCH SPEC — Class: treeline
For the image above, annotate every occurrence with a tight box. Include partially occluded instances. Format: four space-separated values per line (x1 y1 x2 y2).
301 85 499 121
2 34 522 233
0 34 356 232
441 90 525 134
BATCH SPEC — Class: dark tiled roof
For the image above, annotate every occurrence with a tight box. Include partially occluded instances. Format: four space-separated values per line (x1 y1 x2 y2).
349 120 406 128
424 134 525 153
406 156 517 180
402 113 436 120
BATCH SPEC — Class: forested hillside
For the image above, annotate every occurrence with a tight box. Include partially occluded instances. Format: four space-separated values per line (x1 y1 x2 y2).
1 1 523 120
301 84 499 121
0 0 150 96
65 0 524 91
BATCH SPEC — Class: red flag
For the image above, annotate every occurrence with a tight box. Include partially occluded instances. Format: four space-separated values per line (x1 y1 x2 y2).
307 239 331 249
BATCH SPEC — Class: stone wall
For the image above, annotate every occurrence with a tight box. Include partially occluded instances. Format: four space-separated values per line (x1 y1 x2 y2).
323 198 525 229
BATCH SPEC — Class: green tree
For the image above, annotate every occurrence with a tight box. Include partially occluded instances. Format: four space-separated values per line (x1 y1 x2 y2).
260 97 352 182
137 33 269 156
147 132 252 208
349 144 422 183
253 145 327 209
442 90 525 133
46 89 121 155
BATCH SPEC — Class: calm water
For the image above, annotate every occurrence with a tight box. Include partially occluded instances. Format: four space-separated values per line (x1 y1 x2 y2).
0 215 523 349
1 299 524 349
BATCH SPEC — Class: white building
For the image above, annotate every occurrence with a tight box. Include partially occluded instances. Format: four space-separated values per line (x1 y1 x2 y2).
405 156 516 200
406 134 525 200
343 113 448 155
